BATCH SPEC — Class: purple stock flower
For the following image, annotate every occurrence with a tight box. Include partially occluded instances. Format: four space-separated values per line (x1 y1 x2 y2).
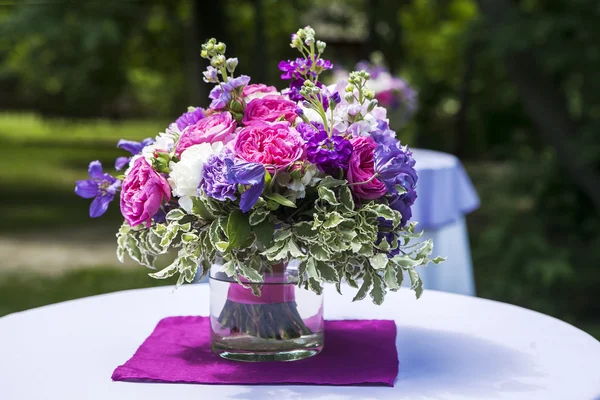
209 75 251 109
300 123 353 173
200 151 237 202
370 121 397 146
175 108 205 131
374 139 418 196
75 161 121 218
115 138 154 171
224 159 266 213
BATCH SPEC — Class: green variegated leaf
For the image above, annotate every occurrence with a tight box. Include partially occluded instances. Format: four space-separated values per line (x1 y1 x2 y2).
288 239 305 258
369 272 386 305
307 277 323 295
432 256 446 264
249 208 270 225
264 192 296 208
309 243 330 261
237 262 263 283
319 176 347 188
191 197 215 220
182 232 199 243
252 219 274 247
318 186 339 205
384 264 400 290
267 242 290 261
408 268 423 298
149 261 179 279
369 253 389 270
221 261 236 277
125 235 143 264
323 211 344 229
215 241 229 252
274 229 293 242
166 209 186 221
226 210 251 250
294 221 316 241
352 270 372 302
339 186 355 211
370 204 398 224
177 222 192 232
305 257 319 279
317 261 339 283
147 230 165 253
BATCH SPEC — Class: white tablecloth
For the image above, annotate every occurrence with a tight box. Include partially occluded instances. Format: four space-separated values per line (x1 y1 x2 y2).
411 149 479 296
1 285 599 400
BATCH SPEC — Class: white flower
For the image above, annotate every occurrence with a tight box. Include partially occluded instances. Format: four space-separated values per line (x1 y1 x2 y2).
280 163 319 201
168 142 223 198
141 124 180 163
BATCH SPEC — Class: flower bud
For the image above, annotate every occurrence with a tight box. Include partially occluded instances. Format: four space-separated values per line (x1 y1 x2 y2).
215 42 226 54
200 49 208 59
363 88 375 100
290 34 302 49
210 54 226 68
225 57 238 73
316 40 326 53
344 92 355 104
345 85 355 93
305 36 315 46
294 107 304 116
367 99 378 112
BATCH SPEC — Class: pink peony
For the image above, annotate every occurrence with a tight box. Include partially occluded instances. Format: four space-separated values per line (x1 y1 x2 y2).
175 112 236 157
242 95 298 125
243 84 278 101
347 136 387 200
120 157 171 227
234 121 305 169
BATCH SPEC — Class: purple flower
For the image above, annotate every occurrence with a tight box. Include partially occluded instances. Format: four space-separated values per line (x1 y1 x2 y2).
224 159 266 213
370 122 397 146
389 188 417 228
200 151 237 202
209 75 251 109
175 108 205 131
279 57 332 104
374 140 418 196
115 138 154 171
75 161 121 218
278 58 313 80
330 92 341 106
301 123 353 173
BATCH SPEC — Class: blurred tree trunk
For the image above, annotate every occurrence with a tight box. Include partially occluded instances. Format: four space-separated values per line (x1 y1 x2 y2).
187 0 232 107
478 0 600 210
185 0 204 106
454 43 476 158
366 0 408 71
251 0 267 83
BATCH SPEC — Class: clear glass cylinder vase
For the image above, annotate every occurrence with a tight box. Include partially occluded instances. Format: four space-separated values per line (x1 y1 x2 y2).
209 258 324 362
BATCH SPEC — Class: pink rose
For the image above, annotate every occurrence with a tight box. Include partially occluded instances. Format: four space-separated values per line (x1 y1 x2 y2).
120 157 171 227
234 121 305 169
242 96 297 125
347 136 386 200
175 112 235 157
243 84 278 101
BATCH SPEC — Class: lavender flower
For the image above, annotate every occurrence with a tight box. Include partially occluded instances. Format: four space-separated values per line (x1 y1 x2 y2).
75 161 121 218
300 123 353 173
115 138 154 170
209 75 251 109
225 159 266 213
279 57 333 103
175 108 205 131
374 139 417 196
203 66 219 83
200 151 237 202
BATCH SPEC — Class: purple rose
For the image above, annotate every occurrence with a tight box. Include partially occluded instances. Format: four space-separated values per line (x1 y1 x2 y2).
175 112 236 157
242 96 298 125
120 157 171 228
347 136 387 200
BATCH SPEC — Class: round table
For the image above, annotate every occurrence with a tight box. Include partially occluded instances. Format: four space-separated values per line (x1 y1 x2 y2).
1 285 599 400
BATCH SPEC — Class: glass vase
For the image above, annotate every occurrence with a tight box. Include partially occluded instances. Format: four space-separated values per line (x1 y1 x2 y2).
209 259 324 362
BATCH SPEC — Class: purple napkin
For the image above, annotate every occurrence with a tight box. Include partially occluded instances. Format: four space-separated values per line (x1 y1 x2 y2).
112 316 398 386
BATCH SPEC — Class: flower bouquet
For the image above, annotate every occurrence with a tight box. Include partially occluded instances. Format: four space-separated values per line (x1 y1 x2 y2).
76 26 443 361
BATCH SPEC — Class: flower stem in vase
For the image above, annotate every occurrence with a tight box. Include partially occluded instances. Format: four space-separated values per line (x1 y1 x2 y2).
217 263 312 340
